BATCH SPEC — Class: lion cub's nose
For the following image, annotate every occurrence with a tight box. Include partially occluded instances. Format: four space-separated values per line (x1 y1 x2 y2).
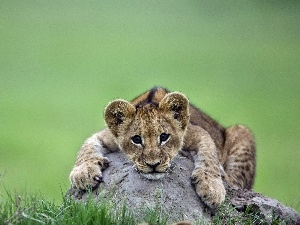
146 162 160 170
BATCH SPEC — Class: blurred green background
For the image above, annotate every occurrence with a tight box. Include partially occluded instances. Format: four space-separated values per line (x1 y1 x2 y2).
0 1 299 211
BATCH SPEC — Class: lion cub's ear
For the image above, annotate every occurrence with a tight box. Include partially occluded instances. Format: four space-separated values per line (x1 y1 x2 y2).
104 99 136 137
159 92 190 129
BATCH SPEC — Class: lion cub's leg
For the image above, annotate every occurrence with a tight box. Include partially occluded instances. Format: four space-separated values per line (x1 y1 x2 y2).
69 128 119 190
184 124 226 208
221 125 256 189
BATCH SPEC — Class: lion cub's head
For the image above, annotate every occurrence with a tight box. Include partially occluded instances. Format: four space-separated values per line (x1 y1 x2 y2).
104 92 190 178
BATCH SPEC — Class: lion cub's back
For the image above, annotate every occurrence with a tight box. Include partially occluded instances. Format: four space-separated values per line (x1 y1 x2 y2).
130 87 169 107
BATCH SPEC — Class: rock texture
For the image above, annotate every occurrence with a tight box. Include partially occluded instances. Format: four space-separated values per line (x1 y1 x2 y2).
68 151 300 224
227 187 300 224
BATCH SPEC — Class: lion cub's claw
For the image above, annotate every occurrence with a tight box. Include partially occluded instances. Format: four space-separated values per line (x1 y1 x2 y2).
93 175 102 182
70 157 109 190
191 169 226 208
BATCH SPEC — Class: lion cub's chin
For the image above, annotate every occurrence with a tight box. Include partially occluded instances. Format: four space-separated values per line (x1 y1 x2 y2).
140 172 166 180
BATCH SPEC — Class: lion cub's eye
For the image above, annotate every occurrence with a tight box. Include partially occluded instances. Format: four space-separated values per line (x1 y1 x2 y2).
159 133 170 145
131 135 143 145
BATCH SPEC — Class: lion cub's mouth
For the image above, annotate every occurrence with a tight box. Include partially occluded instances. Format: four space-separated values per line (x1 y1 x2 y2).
135 162 172 180
140 172 166 180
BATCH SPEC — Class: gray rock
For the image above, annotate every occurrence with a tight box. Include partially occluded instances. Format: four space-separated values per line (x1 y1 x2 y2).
68 151 300 224
227 186 300 224
69 151 210 223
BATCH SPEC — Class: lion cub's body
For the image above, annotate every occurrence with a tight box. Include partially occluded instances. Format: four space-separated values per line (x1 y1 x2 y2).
70 87 256 208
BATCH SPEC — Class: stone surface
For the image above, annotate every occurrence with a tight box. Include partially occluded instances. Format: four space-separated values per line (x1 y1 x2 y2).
69 151 210 223
68 151 300 224
228 187 300 224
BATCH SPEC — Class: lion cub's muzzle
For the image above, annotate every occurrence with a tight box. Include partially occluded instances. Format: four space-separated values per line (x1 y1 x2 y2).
137 160 171 180
145 161 161 171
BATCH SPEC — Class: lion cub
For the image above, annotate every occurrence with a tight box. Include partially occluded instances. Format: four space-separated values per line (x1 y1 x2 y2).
70 87 256 208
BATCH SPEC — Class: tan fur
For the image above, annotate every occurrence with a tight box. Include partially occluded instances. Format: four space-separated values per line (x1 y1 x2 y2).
69 87 256 208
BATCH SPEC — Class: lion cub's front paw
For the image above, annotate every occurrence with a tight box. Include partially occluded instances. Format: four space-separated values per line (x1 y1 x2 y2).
69 157 109 190
191 168 226 208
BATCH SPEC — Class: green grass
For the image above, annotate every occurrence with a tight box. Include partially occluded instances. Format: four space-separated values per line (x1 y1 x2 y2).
0 0 299 213
1 191 136 225
0 191 293 225
0 190 185 225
